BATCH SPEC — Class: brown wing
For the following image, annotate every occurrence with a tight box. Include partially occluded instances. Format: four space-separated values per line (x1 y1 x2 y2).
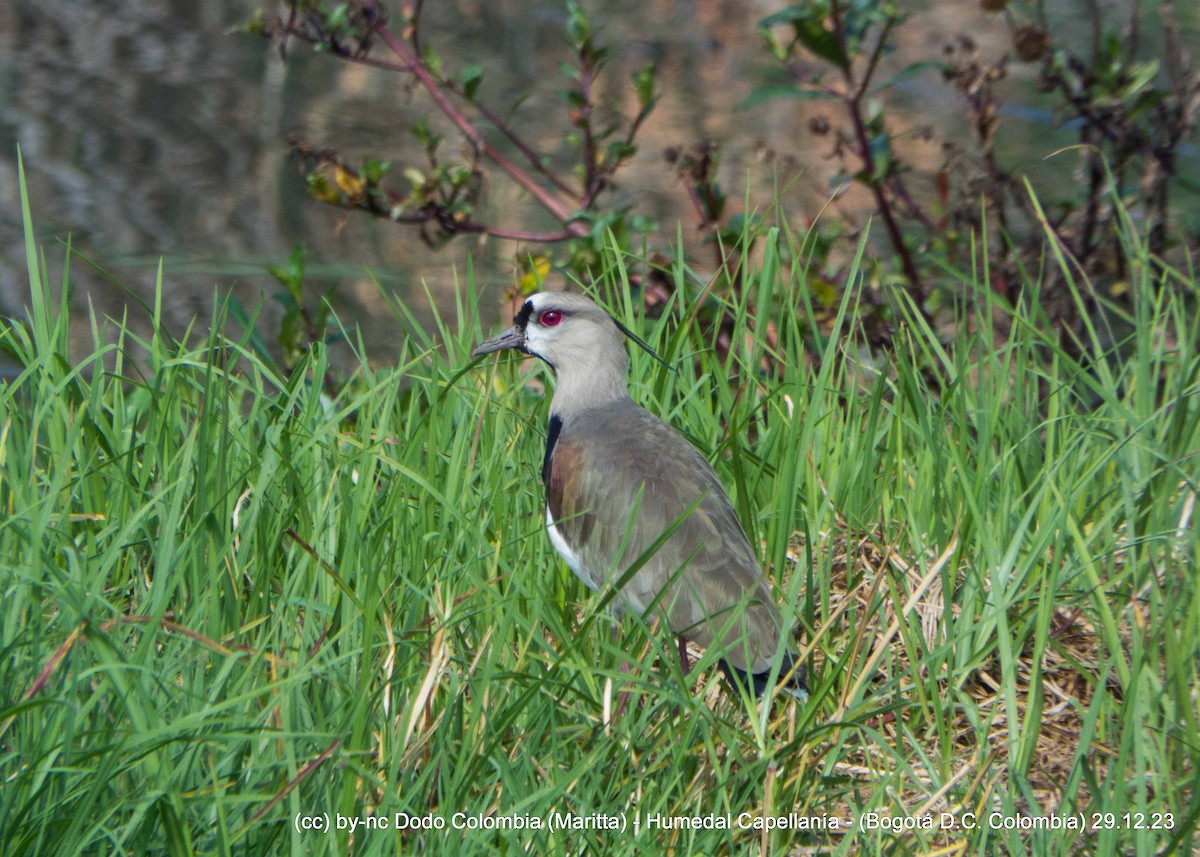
545 400 788 674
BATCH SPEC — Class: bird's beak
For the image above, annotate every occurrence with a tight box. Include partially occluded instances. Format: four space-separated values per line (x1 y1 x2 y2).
471 325 526 357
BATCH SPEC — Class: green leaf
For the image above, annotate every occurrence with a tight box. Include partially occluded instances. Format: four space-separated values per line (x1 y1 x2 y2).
737 84 835 110
448 165 473 185
867 131 892 176
874 60 945 92
1122 60 1160 98
412 120 441 152
1123 89 1167 119
761 28 789 62
605 141 637 164
633 63 658 112
762 5 848 70
459 63 484 99
567 1 590 47
422 44 442 77
362 158 391 183
326 3 350 32
794 15 849 70
629 214 657 233
268 246 306 302
758 6 816 30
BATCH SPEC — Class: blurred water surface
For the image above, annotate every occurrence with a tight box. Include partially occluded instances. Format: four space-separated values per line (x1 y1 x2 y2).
1 1 1196 366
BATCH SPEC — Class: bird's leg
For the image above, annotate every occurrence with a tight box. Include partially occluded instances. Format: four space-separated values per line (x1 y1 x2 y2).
614 621 633 719
676 636 692 675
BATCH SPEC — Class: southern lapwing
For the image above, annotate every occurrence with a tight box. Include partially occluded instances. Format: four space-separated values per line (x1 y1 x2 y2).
473 291 807 700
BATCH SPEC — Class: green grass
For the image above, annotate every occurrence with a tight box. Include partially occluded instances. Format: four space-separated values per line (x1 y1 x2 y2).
2 159 1198 855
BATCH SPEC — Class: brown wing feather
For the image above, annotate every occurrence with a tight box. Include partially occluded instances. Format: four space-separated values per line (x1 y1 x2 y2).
546 400 788 674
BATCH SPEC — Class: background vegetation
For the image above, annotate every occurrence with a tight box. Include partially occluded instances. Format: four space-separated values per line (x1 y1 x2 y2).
2 147 1197 853
257 0 1199 343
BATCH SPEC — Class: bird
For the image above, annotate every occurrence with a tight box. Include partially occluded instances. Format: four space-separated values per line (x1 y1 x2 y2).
472 291 807 700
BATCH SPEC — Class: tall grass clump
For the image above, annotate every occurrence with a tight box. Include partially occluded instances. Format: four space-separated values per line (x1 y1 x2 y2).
1 162 1197 854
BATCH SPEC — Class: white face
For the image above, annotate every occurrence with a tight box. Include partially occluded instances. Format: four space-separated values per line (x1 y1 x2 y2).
484 291 630 384
478 291 633 406
520 294 570 361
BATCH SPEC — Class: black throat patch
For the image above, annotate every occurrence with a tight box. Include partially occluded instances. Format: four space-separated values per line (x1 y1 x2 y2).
542 413 563 485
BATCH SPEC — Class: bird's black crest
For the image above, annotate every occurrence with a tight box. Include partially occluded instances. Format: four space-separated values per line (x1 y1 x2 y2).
611 316 674 373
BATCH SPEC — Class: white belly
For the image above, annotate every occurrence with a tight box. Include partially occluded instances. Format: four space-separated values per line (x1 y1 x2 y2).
545 507 600 591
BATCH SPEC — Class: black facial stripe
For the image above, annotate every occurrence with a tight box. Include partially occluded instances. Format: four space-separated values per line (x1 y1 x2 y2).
514 299 535 329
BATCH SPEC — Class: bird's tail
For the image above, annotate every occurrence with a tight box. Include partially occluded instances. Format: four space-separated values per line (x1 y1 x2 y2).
719 654 809 701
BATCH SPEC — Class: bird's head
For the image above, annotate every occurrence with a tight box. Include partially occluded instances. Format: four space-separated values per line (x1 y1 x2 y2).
471 292 614 368
473 292 669 408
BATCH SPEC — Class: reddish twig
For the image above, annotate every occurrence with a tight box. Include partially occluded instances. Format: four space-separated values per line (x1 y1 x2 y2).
829 0 925 300
371 24 588 236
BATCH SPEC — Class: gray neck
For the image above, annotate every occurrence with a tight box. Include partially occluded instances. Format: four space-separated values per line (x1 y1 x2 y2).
549 357 633 415
547 344 631 418
533 310 635 418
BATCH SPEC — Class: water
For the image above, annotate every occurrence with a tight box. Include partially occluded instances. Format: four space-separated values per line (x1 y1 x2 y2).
1 0 1196 367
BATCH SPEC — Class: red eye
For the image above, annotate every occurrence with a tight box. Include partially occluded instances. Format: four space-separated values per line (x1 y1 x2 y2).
539 310 563 327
